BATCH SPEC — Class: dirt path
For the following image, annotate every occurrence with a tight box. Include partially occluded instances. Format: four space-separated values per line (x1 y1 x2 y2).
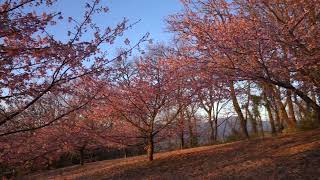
28 129 320 180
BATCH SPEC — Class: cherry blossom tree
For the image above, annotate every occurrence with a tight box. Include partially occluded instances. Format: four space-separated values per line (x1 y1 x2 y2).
103 54 183 161
167 0 320 128
0 0 148 137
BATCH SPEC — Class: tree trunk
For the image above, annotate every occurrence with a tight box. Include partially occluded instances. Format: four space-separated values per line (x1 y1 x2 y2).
192 116 198 146
79 148 85 166
273 104 284 132
263 90 276 135
187 116 195 147
45 158 51 170
147 135 154 161
292 88 320 123
214 117 218 141
265 101 276 135
268 75 320 123
246 107 258 134
287 90 297 124
246 82 257 135
180 130 185 149
311 92 320 122
257 115 264 137
267 89 284 132
273 86 295 129
229 81 249 139
293 94 307 121
208 111 215 143
123 148 128 158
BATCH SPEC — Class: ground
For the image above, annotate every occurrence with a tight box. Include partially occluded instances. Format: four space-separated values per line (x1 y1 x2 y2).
28 129 320 180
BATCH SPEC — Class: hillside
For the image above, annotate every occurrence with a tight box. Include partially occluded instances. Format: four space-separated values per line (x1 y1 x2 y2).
28 129 320 180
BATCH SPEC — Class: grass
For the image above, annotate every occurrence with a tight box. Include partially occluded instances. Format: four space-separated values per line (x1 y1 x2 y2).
27 129 320 180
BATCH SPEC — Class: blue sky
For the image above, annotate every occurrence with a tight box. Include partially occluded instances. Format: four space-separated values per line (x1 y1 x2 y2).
106 0 182 43
44 0 182 56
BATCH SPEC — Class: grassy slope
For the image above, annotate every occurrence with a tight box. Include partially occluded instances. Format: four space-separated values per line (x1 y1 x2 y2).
28 129 320 180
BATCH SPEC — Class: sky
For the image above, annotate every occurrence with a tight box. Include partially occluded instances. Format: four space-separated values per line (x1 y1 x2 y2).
44 0 183 56
106 0 182 43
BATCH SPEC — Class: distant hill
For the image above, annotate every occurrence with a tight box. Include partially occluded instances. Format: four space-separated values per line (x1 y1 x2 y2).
156 116 272 150
198 116 271 143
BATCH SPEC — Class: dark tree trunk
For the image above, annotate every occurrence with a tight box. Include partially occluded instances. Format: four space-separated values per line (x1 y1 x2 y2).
187 117 195 147
79 148 85 166
45 158 51 170
229 81 249 139
208 111 215 143
262 84 277 134
123 148 128 158
270 93 284 132
247 107 258 134
294 94 307 121
273 86 295 129
274 107 284 132
180 130 185 149
270 80 320 123
265 99 276 135
287 90 297 124
214 114 218 141
147 135 154 161
292 88 320 123
257 116 264 137
192 117 198 146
